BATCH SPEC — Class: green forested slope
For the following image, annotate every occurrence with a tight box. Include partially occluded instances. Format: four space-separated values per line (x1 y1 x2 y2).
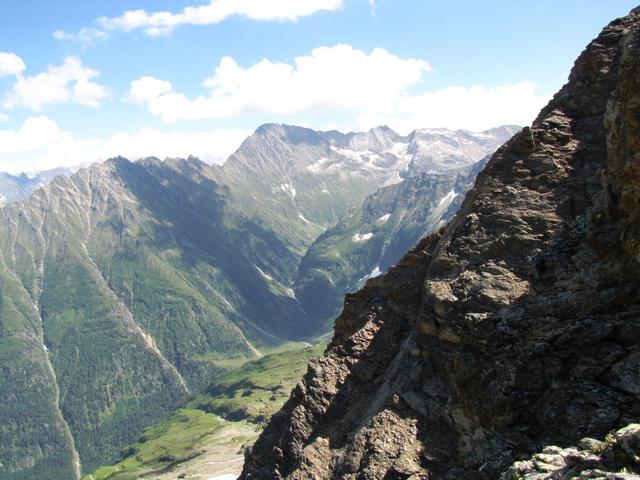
0 157 305 476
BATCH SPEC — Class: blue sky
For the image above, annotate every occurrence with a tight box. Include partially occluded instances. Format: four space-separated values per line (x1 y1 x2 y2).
0 0 636 172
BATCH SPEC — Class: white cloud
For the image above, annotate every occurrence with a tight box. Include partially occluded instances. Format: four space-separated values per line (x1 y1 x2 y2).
53 27 109 47
98 127 250 165
0 113 8 123
3 57 108 110
126 76 173 104
0 117 74 153
356 81 550 133
0 116 249 173
56 0 343 42
0 52 26 77
130 44 432 122
128 43 548 131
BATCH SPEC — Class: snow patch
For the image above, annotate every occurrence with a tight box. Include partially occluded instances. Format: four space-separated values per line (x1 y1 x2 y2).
352 232 373 242
383 171 405 186
308 141 414 182
298 213 311 224
389 142 410 155
360 266 382 282
438 190 458 207
307 157 332 173
331 146 371 160
255 265 273 281
217 295 234 309
280 183 296 198
376 213 391 224
321 189 329 193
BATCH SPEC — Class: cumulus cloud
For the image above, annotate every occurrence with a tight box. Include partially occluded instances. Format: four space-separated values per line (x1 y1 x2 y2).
3 57 108 110
55 0 343 42
53 27 109 48
356 81 550 133
0 116 249 173
0 117 74 153
0 52 26 77
126 76 173 104
129 44 432 122
127 44 548 130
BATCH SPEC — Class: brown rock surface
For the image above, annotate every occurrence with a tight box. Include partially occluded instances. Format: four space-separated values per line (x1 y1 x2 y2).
500 424 640 480
241 8 640 480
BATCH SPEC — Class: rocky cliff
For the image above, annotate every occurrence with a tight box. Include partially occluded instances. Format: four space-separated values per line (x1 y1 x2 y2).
241 8 640 480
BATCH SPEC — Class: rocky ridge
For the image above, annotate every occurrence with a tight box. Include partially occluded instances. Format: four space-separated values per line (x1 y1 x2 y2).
241 8 640 480
500 424 640 480
215 123 515 254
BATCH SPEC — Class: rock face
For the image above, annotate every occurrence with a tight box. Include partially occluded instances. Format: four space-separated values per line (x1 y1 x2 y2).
500 424 640 480
241 9 640 480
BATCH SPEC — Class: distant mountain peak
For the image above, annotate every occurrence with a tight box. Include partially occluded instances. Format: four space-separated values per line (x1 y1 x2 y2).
0 166 73 207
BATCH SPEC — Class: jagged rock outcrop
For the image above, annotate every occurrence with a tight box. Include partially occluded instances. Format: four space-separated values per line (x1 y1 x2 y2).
241 8 640 480
500 424 640 479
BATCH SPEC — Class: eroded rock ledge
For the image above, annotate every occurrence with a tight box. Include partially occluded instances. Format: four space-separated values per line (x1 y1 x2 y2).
501 424 640 480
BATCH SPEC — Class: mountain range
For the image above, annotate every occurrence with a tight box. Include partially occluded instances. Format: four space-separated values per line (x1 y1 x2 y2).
0 123 516 479
0 167 72 207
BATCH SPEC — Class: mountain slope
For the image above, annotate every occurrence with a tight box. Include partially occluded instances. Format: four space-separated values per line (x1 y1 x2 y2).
83 343 325 480
294 156 492 332
0 157 303 477
233 123 514 335
242 9 640 479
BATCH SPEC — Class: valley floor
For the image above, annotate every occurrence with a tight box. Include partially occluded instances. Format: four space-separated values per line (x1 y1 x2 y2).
130 420 257 480
83 343 324 480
